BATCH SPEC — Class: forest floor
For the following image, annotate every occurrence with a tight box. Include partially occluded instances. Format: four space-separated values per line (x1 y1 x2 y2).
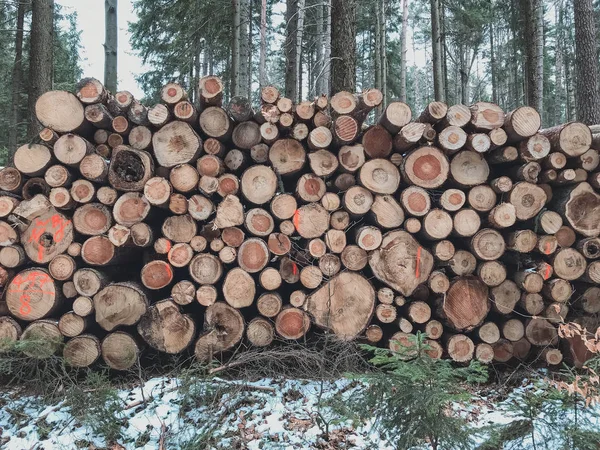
0 373 595 450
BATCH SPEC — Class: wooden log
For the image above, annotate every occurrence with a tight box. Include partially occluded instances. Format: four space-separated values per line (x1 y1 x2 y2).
0 167 23 193
450 151 490 187
422 209 453 240
96 186 118 206
222 267 256 308
296 173 326 203
540 122 592 157
19 320 63 358
441 276 489 332
101 331 140 370
362 125 392 158
432 240 455 261
188 253 223 285
240 165 277 205
58 311 88 337
0 245 26 268
170 164 199 193
369 195 405 228
477 260 506 287
259 267 282 291
418 101 448 123
393 122 426 152
195 301 245 361
72 203 113 236
293 202 329 238
470 228 505 261
167 243 194 268
113 192 151 227
5 268 62 321
452 208 481 237
509 182 547 220
333 116 359 146
90 283 147 333
237 238 270 273
304 271 374 339
465 133 491 153
378 101 412 134
47 254 76 281
469 102 505 131
490 280 520 314
340 245 368 271
552 182 600 237
152 121 202 167
246 318 275 347
526 318 558 346
358 159 401 194
369 230 433 296
400 186 431 217
518 134 551 161
35 90 86 133
14 143 52 176
137 300 195 354
402 146 449 189
343 185 374 216
447 334 475 362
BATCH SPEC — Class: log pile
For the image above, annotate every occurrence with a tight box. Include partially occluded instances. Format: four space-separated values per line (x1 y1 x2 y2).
0 76 598 370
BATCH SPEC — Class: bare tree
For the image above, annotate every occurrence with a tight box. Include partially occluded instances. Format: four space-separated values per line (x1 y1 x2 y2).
28 0 54 138
9 0 26 157
296 0 306 100
104 0 118 93
574 0 600 124
331 0 356 94
323 0 331 95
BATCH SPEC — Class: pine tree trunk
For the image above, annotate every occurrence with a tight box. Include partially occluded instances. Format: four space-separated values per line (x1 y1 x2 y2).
232 0 241 97
285 0 298 100
239 0 249 98
8 1 25 159
104 0 118 93
399 0 408 102
324 0 331 95
296 0 306 101
28 0 54 139
315 0 324 95
430 0 444 102
259 0 267 88
331 0 356 93
555 1 564 124
524 0 544 118
574 0 600 124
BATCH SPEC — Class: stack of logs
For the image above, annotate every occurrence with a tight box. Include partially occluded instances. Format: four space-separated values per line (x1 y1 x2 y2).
0 76 598 371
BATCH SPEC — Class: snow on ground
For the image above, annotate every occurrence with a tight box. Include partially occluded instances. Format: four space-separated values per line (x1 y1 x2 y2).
0 377 598 449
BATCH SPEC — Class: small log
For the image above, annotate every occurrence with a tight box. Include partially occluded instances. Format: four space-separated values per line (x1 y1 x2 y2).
540 122 592 157
433 240 455 261
137 300 195 354
188 253 223 285
237 238 270 273
48 254 76 281
113 192 151 227
73 296 94 317
469 102 505 131
35 90 86 133
152 121 202 167
0 245 26 268
447 334 475 363
259 267 282 291
477 260 507 287
333 116 360 146
378 101 412 134
14 143 52 176
97 186 118 206
362 125 392 158
58 311 88 337
101 332 140 370
491 280 520 314
296 173 326 203
509 182 547 220
222 267 256 308
443 276 489 331
247 318 275 347
402 146 449 189
450 151 490 187
465 133 491 153
519 134 551 161
453 208 481 237
93 282 148 331
552 248 587 280
525 318 558 346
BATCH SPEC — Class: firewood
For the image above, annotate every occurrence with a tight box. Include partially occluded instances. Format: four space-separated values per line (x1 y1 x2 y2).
378 101 412 134
450 151 489 187
540 122 592 157
36 91 86 133
469 102 505 131
195 302 244 361
453 208 481 237
259 267 282 291
247 318 275 347
402 146 449 189
333 116 359 146
257 292 283 317
137 300 195 354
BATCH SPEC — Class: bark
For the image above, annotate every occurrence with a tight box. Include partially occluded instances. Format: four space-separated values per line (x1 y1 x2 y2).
574 0 600 124
331 0 356 93
430 0 445 101
28 0 54 138
104 0 118 92
8 0 25 158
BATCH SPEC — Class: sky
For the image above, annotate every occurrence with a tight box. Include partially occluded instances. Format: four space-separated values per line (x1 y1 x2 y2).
57 0 147 98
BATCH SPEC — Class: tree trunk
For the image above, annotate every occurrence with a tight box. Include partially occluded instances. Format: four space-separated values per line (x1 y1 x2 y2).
285 0 298 100
28 0 54 138
331 0 356 94
259 0 267 88
430 0 445 101
232 0 241 97
524 0 543 117
574 0 600 124
104 0 118 92
399 0 408 102
9 0 26 159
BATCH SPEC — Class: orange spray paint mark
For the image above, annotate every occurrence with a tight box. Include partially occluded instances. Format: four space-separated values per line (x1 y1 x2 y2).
164 240 172 253
292 262 298 276
8 271 54 317
293 210 300 231
28 214 71 261
165 262 173 280
415 246 422 278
